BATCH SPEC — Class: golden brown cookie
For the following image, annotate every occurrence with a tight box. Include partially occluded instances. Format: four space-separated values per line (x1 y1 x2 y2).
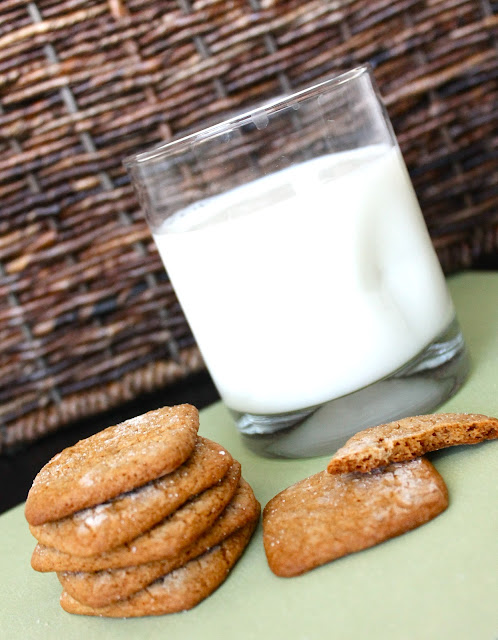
327 412 498 475
263 459 448 577
25 405 199 525
33 475 258 574
29 437 232 556
56 479 260 607
32 461 241 572
59 520 257 617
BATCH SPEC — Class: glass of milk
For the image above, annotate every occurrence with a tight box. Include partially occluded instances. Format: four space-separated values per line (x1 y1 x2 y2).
125 66 469 458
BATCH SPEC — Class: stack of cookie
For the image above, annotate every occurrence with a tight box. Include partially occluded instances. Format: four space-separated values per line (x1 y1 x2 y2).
25 404 260 617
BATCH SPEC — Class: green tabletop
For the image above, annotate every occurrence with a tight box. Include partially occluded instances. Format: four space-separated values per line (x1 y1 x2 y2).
1 272 497 640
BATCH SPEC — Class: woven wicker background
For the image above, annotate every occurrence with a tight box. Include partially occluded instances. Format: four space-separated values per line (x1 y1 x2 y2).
1 0 497 451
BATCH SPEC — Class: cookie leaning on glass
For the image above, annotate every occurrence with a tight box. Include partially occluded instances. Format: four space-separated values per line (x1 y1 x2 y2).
25 405 260 616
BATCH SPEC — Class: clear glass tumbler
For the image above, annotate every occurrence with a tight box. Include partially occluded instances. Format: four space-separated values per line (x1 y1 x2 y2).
125 66 469 458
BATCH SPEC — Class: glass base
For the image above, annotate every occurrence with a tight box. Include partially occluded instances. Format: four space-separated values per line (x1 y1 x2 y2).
229 317 470 458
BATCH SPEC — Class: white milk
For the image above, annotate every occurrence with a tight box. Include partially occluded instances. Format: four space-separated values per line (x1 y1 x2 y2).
153 145 454 415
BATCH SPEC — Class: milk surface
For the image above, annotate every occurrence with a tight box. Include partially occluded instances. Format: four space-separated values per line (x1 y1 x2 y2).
153 145 454 414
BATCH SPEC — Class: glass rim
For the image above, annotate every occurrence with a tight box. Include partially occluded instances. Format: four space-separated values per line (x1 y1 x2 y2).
123 65 371 169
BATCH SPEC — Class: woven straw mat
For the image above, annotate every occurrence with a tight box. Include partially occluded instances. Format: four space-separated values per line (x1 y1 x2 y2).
0 0 497 450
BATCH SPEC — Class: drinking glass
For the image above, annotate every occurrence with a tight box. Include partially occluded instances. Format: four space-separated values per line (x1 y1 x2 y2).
125 65 469 458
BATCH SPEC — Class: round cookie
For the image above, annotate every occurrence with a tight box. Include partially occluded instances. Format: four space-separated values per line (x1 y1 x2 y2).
29 437 233 556
56 478 261 607
327 412 498 475
263 459 448 577
25 404 200 525
33 461 241 572
60 520 257 616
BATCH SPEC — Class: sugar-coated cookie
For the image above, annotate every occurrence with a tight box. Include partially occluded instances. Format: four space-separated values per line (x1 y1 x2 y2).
60 521 257 616
25 405 199 525
263 459 448 577
33 462 241 572
327 413 498 475
29 437 232 556
56 479 260 607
